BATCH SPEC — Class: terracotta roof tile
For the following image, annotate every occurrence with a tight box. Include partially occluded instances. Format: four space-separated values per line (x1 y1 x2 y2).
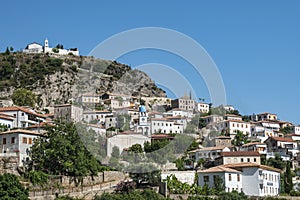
221 151 260 157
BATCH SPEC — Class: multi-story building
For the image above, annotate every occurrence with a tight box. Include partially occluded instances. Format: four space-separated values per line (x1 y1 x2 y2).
201 115 223 125
215 151 261 165
83 110 112 124
0 106 46 128
0 114 15 129
198 163 281 196
240 142 267 155
0 129 40 166
171 96 195 112
54 104 83 122
213 136 232 147
80 93 101 104
188 146 230 162
252 113 278 121
265 137 298 159
150 118 184 134
197 102 210 113
214 120 251 139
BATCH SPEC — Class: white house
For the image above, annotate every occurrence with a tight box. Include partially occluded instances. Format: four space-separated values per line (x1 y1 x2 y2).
197 102 210 113
188 146 230 162
201 115 224 125
80 93 101 104
223 163 281 196
0 129 40 166
83 110 112 124
0 114 15 129
198 166 242 192
150 118 184 134
215 151 261 165
198 163 281 196
0 106 46 128
166 108 193 118
292 125 300 135
214 120 251 139
240 142 267 155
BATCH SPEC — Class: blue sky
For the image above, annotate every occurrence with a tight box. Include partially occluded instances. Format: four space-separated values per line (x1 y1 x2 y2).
1 1 300 124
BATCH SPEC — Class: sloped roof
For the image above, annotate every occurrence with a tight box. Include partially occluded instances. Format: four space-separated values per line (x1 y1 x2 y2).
0 106 46 118
222 162 282 173
221 151 260 157
0 129 40 136
269 137 295 143
200 166 241 173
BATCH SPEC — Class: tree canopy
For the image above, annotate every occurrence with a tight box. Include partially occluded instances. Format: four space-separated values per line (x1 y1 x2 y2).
26 121 106 185
0 173 29 199
11 88 36 107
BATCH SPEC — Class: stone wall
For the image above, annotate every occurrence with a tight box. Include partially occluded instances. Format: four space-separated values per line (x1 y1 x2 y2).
0 156 19 175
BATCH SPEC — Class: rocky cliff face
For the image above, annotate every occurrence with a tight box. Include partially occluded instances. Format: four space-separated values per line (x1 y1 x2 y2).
0 53 165 108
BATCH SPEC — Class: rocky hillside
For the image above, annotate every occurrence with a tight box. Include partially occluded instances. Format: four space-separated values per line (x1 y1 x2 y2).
0 52 166 108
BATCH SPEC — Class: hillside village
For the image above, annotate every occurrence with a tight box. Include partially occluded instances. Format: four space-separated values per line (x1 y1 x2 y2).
0 51 300 199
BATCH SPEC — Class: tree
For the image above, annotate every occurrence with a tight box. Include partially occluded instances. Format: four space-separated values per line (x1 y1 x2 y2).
285 161 293 194
126 164 161 187
128 144 143 153
266 153 286 170
0 173 29 199
231 130 248 149
0 124 8 132
11 88 36 107
26 121 103 186
213 175 225 193
111 146 120 159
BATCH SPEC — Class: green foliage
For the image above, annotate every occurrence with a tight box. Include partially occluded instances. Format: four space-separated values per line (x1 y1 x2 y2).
175 157 185 171
11 88 36 107
28 171 48 186
218 191 247 200
52 48 59 53
231 130 248 148
213 176 225 192
111 146 120 159
0 123 8 132
25 121 105 186
55 195 83 200
117 114 130 132
0 173 29 199
126 164 161 187
266 153 286 170
284 161 293 194
280 126 293 134
128 144 143 154
94 189 167 200
144 139 170 153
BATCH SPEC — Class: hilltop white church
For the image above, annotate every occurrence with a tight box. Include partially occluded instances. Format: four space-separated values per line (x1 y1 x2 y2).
23 39 79 56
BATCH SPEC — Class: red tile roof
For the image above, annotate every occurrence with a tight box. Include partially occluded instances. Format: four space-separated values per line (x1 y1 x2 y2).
221 151 260 157
270 137 295 142
0 106 46 118
222 162 282 173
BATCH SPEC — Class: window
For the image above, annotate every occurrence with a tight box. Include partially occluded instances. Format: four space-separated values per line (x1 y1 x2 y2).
228 174 232 181
29 138 32 144
254 158 257 162
22 137 27 144
241 158 244 162
204 176 209 182
11 137 15 144
21 112 24 116
3 138 6 145
237 174 240 182
247 158 250 162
